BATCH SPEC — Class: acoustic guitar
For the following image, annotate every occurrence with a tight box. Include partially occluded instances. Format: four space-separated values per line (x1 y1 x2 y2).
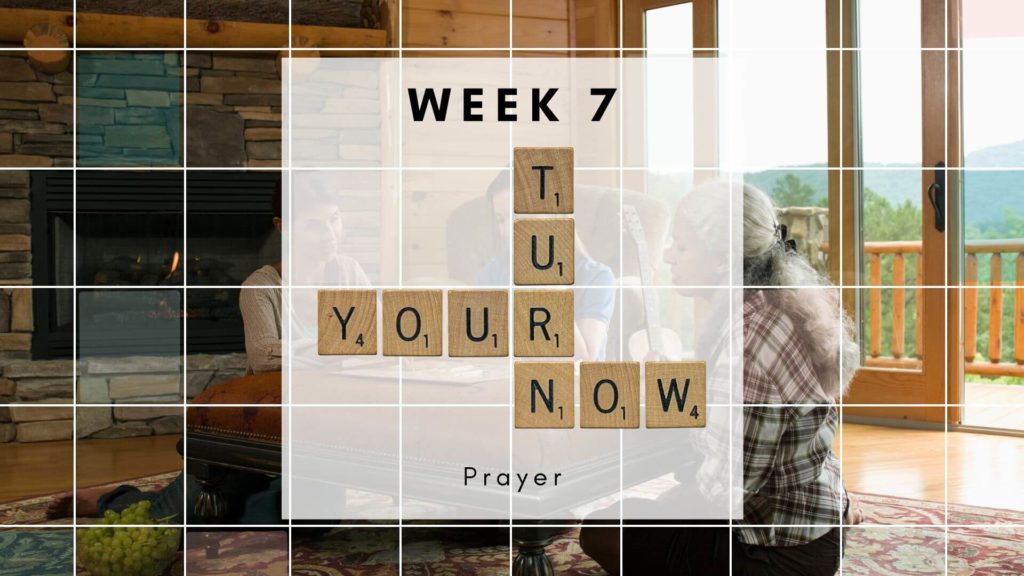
623 204 683 361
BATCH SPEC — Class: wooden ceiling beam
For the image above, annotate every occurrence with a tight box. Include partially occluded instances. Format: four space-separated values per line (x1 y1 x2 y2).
0 8 387 49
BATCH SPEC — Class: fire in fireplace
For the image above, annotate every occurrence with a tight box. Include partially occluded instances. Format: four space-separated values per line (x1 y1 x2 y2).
30 171 280 360
77 172 184 286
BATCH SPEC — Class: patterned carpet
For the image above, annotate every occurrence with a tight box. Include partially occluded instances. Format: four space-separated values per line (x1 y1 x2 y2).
0 471 179 525
845 493 1024 576
289 495 1024 575
2 492 1022 575
291 527 603 576
0 530 74 576
187 531 288 575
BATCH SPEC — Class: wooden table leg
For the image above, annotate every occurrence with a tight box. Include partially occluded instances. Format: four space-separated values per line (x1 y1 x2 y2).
191 462 229 521
513 537 556 576
513 527 568 576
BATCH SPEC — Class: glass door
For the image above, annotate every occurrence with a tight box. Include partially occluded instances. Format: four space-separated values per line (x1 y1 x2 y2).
956 1 1024 431
841 0 949 419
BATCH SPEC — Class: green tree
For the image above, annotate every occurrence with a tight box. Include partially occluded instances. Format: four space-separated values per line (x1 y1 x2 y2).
862 187 921 242
964 205 1024 382
770 173 824 207
860 187 923 360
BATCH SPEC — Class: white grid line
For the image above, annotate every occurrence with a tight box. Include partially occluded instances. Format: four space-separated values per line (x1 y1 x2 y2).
944 1 951 574
0 3 1018 576
14 402 1024 409
8 45 1024 53
285 0 293 570
8 165 1024 171
507 1 514 568
21 283 1020 290
71 0 79 569
726 8 736 573
397 3 405 570
618 3 625 574
181 3 190 564
838 1 847 571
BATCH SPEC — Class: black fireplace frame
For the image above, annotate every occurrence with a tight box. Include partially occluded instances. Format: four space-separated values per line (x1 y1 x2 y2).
185 170 280 354
30 171 73 360
30 170 280 360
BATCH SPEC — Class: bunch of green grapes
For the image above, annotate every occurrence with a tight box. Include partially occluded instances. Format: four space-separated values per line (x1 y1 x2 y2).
77 501 180 576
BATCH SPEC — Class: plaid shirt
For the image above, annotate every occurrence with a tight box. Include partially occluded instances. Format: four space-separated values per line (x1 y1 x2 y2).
696 290 847 547
736 290 847 546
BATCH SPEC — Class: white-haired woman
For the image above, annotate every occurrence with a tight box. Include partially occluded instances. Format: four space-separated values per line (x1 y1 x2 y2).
581 183 861 575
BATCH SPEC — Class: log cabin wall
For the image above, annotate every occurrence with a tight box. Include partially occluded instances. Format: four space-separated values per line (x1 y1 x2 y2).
402 0 568 48
573 0 619 49
402 0 618 50
398 0 619 283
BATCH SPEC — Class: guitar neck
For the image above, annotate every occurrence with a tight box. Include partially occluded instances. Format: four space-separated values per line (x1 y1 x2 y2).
637 256 664 351
624 204 665 354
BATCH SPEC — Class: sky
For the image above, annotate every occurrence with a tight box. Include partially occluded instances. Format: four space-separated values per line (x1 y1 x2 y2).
641 0 1024 169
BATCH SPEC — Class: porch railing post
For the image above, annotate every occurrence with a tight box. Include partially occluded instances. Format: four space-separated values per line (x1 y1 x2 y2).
965 253 978 364
989 254 1003 364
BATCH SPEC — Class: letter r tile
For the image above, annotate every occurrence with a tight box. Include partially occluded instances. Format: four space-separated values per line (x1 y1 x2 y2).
645 361 706 428
514 289 573 357
382 289 443 357
514 147 574 214
318 289 377 355
515 361 574 428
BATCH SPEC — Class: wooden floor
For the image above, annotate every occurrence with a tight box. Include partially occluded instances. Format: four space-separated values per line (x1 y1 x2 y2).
3 427 1021 513
963 381 1024 429
0 435 181 503
77 435 181 488
842 423 1024 511
0 439 72 503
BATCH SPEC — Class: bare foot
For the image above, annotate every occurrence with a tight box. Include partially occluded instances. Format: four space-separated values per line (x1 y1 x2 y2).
45 495 73 521
74 485 115 518
846 495 864 525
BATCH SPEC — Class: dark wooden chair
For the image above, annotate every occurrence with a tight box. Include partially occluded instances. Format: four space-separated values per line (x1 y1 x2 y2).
186 372 281 522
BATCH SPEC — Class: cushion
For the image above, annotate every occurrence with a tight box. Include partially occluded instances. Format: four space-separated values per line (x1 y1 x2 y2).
188 372 281 444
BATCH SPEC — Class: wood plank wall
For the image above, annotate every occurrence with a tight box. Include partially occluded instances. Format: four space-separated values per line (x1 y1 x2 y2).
396 1 618 282
402 0 617 49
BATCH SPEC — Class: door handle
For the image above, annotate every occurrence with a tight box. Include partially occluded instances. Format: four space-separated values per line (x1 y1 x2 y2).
927 161 945 233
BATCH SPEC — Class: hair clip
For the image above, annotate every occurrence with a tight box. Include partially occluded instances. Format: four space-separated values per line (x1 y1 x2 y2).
776 223 797 254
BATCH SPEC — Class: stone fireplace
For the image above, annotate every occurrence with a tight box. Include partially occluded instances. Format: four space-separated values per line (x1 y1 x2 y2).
0 50 283 444
0 175 273 442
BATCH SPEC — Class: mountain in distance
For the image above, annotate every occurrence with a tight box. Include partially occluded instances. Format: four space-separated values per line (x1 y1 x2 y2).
743 139 1024 235
964 138 1024 167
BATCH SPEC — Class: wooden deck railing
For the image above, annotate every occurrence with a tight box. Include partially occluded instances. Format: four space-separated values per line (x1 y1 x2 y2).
964 240 1024 376
860 239 1024 377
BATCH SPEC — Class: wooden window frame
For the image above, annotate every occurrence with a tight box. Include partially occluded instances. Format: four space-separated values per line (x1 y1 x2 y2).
623 0 717 50
836 0 961 423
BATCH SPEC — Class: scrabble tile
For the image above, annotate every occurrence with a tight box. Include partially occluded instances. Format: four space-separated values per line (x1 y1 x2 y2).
448 290 509 357
645 361 707 428
515 361 575 428
382 289 443 356
318 289 377 355
513 289 573 357
580 362 640 429
514 147 574 214
513 218 574 286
